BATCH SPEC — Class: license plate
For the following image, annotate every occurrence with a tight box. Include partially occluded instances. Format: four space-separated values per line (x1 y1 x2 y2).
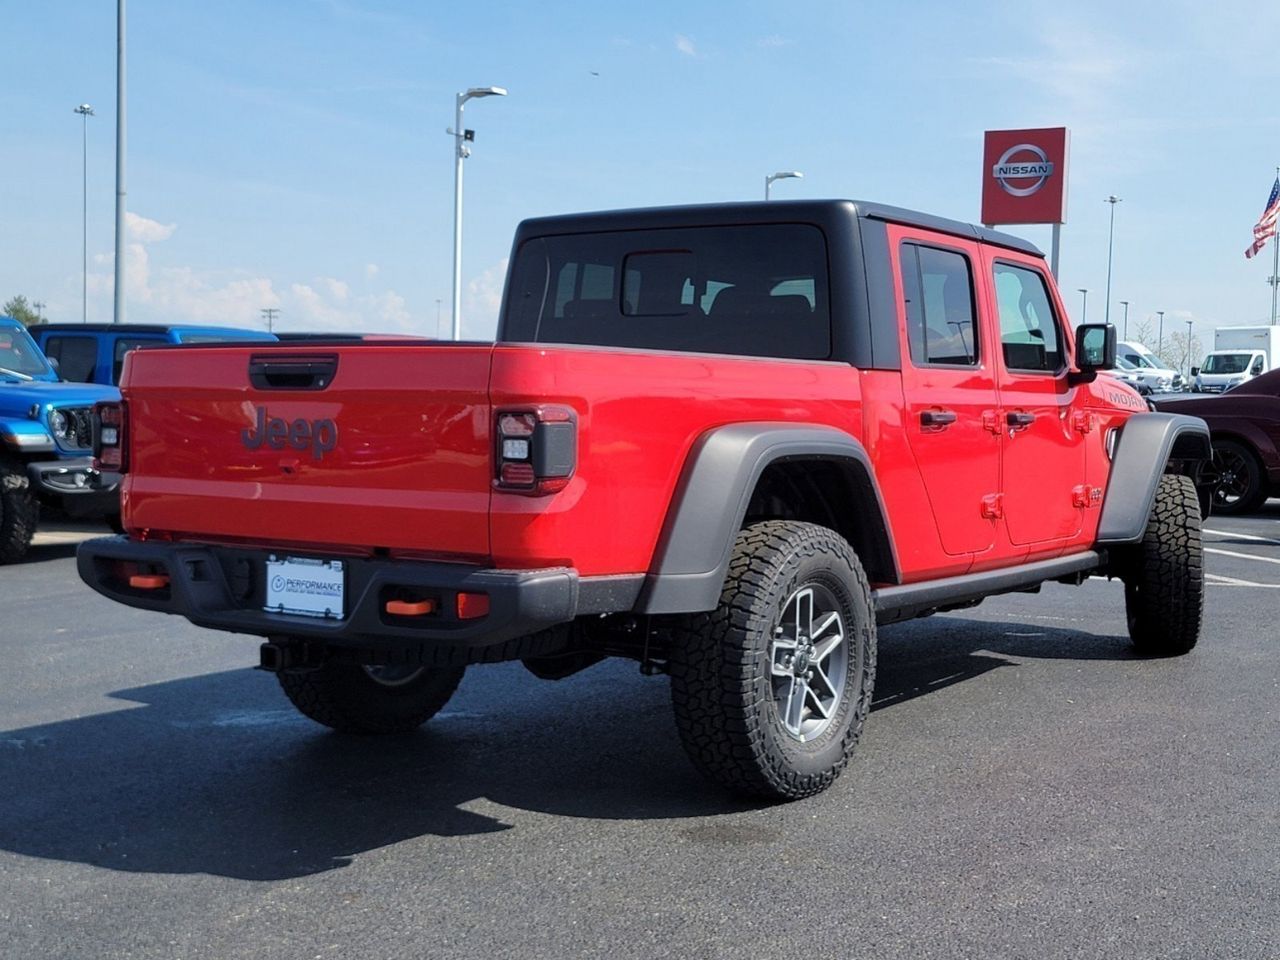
265 556 345 619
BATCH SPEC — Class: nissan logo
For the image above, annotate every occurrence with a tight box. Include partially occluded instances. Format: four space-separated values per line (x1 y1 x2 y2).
992 143 1054 197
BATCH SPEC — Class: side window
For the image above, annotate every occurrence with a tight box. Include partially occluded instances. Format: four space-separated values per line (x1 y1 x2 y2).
1251 355 1265 375
112 337 157 383
620 251 695 316
552 261 615 320
992 262 1064 373
900 242 979 366
44 336 98 382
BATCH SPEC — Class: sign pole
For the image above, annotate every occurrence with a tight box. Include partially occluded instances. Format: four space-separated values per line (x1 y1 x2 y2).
1050 223 1061 280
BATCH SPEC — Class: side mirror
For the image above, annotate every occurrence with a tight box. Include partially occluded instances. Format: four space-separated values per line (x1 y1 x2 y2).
1069 323 1116 385
46 356 62 380
1190 366 1199 377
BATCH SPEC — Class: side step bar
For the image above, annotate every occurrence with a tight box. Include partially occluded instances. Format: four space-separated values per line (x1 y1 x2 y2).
871 550 1105 626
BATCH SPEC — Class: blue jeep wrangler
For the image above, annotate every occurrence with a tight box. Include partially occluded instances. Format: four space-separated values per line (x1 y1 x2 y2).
0 316 121 563
32 323 276 385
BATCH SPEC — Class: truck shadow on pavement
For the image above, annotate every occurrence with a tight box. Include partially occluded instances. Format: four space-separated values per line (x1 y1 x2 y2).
0 617 1136 881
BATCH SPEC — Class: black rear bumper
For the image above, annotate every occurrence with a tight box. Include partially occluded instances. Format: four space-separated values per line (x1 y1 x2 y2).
76 536 587 653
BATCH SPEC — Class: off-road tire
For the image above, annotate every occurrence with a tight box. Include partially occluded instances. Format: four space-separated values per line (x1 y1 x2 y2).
668 521 877 801
277 661 465 734
1210 438 1267 515
0 458 38 565
1123 474 1204 656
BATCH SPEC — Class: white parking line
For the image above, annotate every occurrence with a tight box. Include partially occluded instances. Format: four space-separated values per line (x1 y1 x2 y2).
1204 528 1280 546
1205 573 1280 588
1204 546 1280 566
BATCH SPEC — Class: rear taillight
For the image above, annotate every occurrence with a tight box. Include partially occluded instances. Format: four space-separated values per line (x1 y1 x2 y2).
494 406 576 495
93 401 128 473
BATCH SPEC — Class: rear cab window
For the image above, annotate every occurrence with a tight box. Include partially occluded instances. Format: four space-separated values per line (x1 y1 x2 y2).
43 335 99 382
504 224 831 359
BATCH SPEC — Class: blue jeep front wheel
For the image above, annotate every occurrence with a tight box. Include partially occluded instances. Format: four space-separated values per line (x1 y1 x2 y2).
0 457 38 564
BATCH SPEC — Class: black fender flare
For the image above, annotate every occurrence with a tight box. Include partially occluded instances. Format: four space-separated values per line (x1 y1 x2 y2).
635 423 898 614
1096 412 1211 544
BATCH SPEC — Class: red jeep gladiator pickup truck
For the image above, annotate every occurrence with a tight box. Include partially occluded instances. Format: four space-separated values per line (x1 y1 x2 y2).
79 200 1212 800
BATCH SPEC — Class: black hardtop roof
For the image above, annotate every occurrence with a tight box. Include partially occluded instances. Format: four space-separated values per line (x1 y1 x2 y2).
514 199 1042 258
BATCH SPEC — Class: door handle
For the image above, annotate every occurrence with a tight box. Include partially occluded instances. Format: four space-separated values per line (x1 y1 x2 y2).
1006 411 1036 428
920 409 957 427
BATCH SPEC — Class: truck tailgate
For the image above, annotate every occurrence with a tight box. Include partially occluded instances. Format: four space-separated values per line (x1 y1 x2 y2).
122 343 494 558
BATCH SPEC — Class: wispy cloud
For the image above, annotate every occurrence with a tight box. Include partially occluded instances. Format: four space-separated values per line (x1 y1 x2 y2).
87 210 417 333
125 212 176 244
675 34 697 58
462 258 509 339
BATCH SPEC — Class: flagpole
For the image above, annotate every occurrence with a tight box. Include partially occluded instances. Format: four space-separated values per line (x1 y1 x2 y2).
1273 167 1279 326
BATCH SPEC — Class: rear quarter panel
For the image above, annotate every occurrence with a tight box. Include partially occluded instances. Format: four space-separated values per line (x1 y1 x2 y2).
487 345 864 576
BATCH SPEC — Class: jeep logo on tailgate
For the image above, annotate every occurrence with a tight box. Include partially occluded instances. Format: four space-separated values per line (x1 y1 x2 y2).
242 407 338 460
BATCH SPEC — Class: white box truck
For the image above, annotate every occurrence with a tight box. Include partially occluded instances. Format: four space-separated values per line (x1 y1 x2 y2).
1193 325 1280 392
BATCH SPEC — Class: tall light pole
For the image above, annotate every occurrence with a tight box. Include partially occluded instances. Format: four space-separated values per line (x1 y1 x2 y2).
113 0 126 325
1184 318 1194 379
765 171 803 200
1157 310 1165 358
1104 195 1121 325
449 85 506 341
1119 299 1130 339
1077 288 1088 323
74 104 94 323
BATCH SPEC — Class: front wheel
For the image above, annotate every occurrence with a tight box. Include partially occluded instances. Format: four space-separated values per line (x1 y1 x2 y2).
1122 474 1204 657
669 521 877 801
0 458 38 565
277 660 465 733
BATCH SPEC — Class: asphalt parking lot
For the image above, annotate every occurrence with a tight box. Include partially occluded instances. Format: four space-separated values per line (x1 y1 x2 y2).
3 508 1279 960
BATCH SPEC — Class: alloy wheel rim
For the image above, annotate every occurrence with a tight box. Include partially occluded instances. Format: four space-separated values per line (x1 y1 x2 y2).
1211 448 1250 505
770 583 848 743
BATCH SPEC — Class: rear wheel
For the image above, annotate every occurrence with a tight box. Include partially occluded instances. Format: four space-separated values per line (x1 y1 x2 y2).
1210 439 1267 515
277 660 465 733
669 521 877 800
0 458 38 565
1122 474 1204 657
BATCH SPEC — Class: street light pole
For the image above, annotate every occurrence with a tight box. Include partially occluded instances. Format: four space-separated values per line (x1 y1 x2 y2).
1104 196 1121 325
113 0 126 324
1119 299 1130 339
764 171 803 200
74 104 94 323
1077 288 1088 323
1184 318 1194 379
450 85 507 341
1157 310 1165 358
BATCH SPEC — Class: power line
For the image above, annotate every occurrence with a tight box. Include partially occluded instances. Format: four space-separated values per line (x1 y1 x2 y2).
261 307 280 331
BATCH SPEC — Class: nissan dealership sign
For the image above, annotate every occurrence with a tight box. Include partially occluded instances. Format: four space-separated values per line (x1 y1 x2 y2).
981 127 1069 225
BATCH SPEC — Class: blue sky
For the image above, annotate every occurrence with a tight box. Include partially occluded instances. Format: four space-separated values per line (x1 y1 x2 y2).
4 0 1280 353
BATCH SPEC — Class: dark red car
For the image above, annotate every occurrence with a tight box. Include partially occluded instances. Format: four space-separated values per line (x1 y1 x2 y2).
1157 368 1280 513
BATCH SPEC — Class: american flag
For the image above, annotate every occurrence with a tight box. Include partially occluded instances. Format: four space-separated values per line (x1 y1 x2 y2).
1245 177 1280 259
